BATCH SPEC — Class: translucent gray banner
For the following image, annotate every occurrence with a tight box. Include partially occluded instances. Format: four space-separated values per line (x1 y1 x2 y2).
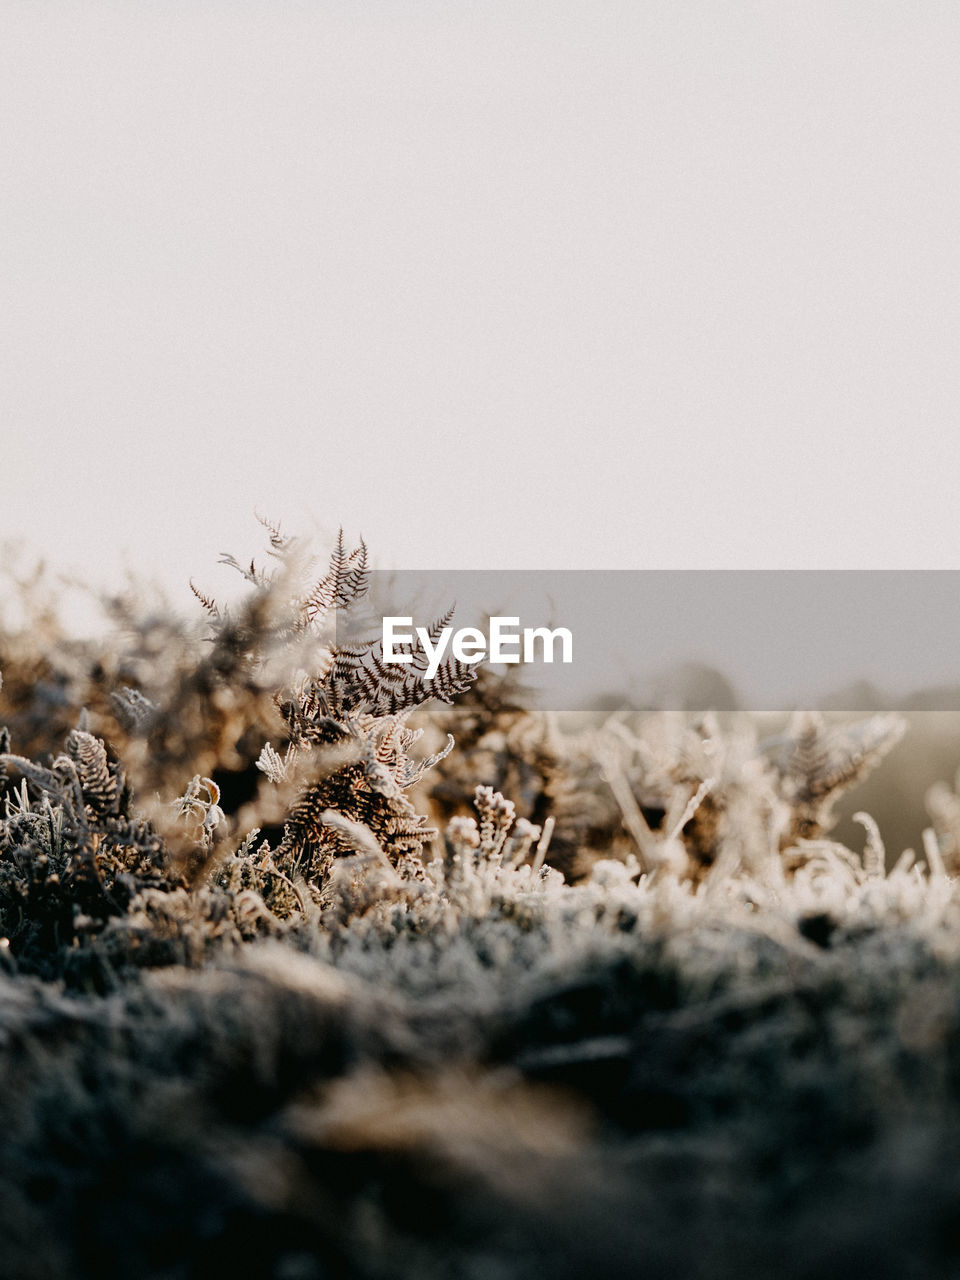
335 571 960 711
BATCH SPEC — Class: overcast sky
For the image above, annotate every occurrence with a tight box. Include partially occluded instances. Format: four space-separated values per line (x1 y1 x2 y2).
2 1 960 612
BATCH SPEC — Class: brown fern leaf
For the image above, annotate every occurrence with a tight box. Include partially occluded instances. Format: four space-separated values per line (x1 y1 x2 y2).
189 580 220 618
774 711 905 839
301 530 369 621
255 511 291 554
276 754 435 885
428 656 478 705
407 606 457 673
62 729 122 817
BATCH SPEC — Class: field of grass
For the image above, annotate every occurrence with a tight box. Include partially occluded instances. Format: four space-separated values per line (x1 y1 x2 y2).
3 531 960 1279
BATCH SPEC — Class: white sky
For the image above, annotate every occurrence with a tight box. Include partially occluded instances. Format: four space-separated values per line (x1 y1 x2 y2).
2 1 960 613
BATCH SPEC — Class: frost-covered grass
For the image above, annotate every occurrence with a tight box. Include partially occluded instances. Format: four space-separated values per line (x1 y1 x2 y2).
4 533 960 1278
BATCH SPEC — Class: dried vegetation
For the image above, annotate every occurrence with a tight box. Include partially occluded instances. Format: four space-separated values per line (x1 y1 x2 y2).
2 526 960 1279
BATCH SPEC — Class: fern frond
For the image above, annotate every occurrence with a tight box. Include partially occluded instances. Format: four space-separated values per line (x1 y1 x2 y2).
773 711 905 839
255 511 290 554
61 729 121 816
429 656 478 704
189 580 220 617
301 530 369 621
